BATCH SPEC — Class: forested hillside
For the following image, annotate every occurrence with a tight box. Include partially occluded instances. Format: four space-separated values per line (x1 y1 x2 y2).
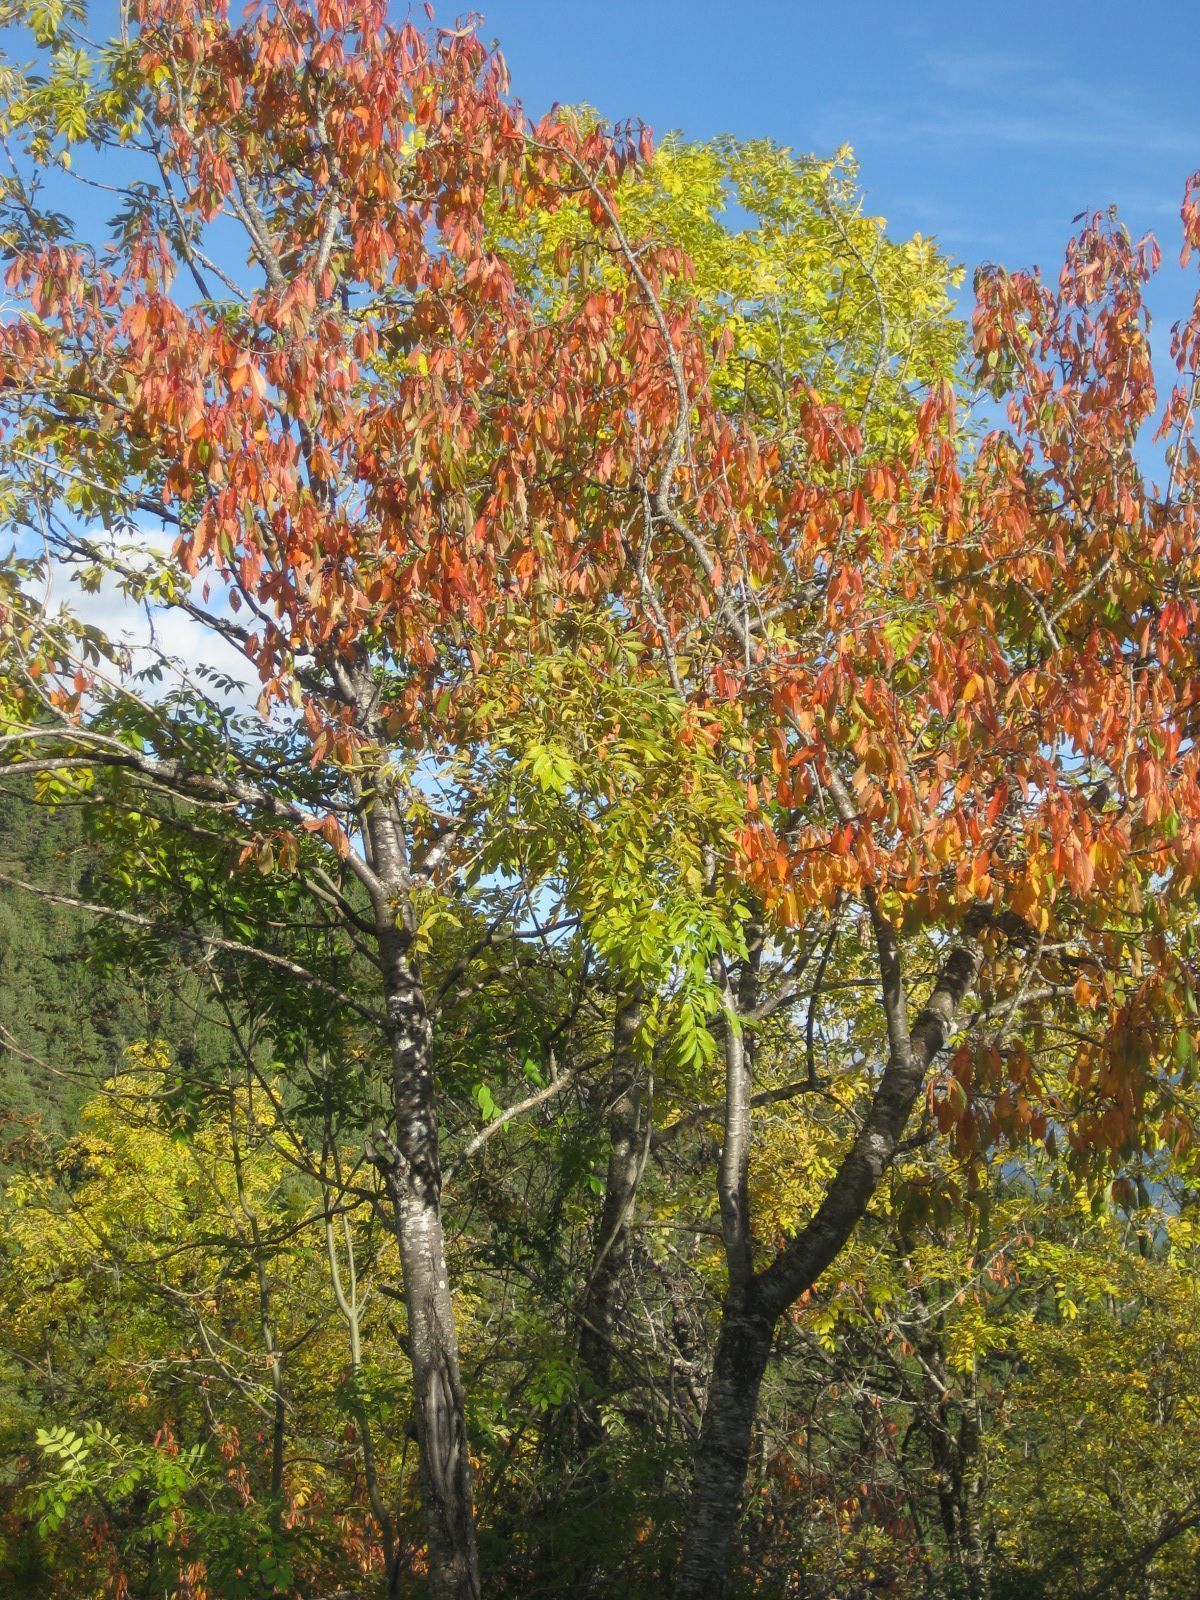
1 3 1199 1599
2 787 150 1150
0 785 235 1158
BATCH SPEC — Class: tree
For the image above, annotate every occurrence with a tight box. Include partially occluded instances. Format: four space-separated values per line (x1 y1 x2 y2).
666 195 1200 1593
493 131 965 1503
474 119 1200 1600
4 6 1200 1597
0 2 713 1590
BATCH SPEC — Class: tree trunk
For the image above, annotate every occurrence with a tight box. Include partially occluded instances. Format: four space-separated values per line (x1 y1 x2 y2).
675 927 767 1600
674 1304 775 1600
674 895 986 1600
364 800 480 1600
956 1397 990 1600
387 1165 478 1600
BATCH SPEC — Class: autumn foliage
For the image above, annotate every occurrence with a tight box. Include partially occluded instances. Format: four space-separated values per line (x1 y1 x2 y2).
1 1 1200 1597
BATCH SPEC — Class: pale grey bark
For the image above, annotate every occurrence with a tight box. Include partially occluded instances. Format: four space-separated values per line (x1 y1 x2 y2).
674 1308 775 1600
362 796 480 1600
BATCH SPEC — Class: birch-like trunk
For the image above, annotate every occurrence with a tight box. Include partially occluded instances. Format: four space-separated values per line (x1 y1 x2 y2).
364 799 480 1600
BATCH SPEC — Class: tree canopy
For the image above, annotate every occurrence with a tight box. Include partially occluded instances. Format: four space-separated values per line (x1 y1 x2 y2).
1 3 1199 1598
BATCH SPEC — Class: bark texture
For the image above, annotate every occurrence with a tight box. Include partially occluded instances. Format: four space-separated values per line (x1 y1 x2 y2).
674 1307 774 1600
364 798 480 1600
914 1316 990 1599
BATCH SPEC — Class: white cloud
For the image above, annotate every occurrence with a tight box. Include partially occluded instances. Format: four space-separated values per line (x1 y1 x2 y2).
29 524 264 717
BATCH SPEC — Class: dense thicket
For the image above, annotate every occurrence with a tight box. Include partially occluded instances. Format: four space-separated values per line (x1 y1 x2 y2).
4 796 1200 1600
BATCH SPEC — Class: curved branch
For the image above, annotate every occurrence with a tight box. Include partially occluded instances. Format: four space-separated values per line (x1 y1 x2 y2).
755 900 987 1321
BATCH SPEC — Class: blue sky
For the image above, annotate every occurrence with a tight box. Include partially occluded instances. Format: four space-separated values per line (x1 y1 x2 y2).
22 2 1200 335
473 0 1200 336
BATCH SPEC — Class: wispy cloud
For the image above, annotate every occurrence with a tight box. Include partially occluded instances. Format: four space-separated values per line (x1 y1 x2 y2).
817 45 1199 163
818 102 1196 162
924 47 1092 103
